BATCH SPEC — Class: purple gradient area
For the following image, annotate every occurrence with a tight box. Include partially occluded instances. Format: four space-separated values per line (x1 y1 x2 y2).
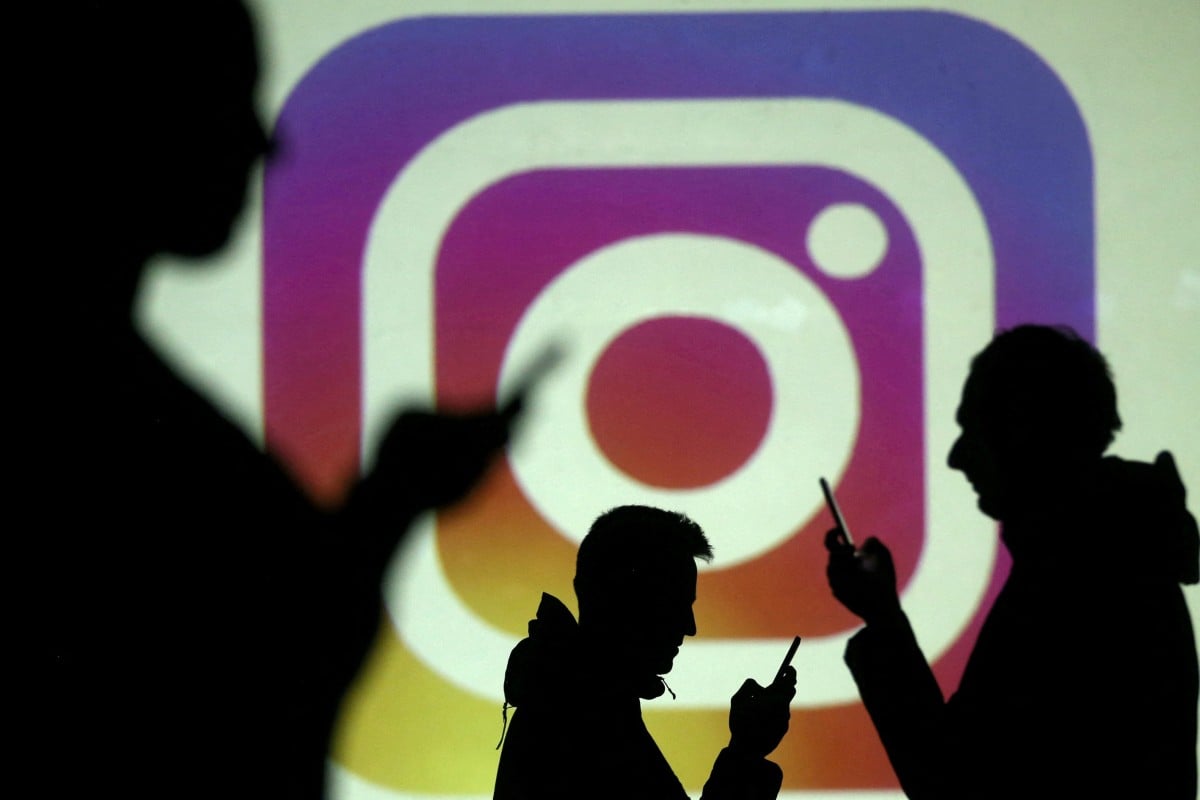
262 11 1093 500
436 165 928 606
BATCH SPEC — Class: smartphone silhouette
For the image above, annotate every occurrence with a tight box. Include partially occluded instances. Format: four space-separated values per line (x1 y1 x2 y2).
820 476 854 547
775 635 801 683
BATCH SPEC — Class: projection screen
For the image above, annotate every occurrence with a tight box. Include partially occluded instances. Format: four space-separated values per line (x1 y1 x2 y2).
138 1 1200 797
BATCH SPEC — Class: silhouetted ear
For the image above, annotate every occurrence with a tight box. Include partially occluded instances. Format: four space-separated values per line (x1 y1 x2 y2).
572 575 603 622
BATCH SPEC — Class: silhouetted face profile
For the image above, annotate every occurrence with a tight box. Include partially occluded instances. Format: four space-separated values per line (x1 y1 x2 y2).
625 554 699 676
947 378 1017 520
947 325 1121 521
75 1 270 264
575 506 710 682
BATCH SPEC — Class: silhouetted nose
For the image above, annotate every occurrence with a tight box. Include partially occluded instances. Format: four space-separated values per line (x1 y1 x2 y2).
948 435 964 471
683 607 697 638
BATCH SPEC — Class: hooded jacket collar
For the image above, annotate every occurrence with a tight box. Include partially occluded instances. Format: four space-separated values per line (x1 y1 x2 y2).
1001 453 1199 585
503 593 669 710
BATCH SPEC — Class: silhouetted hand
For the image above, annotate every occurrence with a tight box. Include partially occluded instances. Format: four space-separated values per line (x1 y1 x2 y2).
369 399 521 514
727 666 796 759
825 532 902 626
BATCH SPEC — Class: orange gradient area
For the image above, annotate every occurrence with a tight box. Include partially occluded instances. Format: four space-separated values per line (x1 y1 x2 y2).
436 467 579 635
585 317 773 489
334 617 895 793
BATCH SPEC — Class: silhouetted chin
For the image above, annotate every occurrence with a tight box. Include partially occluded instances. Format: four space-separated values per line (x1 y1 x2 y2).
166 219 241 260
649 647 679 676
157 189 250 259
976 493 1004 521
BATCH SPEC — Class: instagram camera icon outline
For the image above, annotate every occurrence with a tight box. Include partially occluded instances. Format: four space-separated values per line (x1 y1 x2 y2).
263 11 1093 795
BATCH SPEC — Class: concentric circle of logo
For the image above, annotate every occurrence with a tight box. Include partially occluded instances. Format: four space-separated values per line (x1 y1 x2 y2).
366 97 999 711
499 232 860 568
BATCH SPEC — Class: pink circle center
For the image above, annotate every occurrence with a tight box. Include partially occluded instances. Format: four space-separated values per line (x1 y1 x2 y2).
586 316 773 489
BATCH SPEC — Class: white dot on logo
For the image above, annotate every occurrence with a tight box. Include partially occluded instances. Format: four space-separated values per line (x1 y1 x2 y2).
807 202 889 279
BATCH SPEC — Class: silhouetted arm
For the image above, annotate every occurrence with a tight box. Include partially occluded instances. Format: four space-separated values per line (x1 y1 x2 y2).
700 747 784 800
826 533 958 799
843 612 957 800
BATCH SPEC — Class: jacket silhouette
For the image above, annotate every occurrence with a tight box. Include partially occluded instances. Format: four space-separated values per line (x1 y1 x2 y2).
494 593 787 800
845 453 1198 799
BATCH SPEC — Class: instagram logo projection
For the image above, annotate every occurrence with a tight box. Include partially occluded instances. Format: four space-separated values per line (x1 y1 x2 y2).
263 12 1093 796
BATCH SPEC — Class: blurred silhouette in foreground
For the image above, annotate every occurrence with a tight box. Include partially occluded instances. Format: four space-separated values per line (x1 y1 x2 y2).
493 506 797 800
35 3 521 799
826 325 1198 798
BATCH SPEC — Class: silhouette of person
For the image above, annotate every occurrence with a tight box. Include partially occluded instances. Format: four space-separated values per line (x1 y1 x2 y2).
493 505 797 800
825 324 1199 799
34 3 521 799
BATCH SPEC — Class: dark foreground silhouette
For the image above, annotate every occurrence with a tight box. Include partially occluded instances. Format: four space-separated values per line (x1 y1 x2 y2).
35 4 518 799
494 506 796 800
827 325 1199 798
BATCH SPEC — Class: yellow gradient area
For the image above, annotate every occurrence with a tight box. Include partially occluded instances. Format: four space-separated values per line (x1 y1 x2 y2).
334 621 504 793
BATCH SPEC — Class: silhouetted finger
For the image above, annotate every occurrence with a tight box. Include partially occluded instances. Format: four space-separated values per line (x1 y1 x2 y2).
858 537 894 572
733 678 763 703
771 666 798 700
824 527 853 554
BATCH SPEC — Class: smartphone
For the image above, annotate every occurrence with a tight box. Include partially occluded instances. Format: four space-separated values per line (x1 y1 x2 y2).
775 635 801 682
499 343 565 415
819 476 854 547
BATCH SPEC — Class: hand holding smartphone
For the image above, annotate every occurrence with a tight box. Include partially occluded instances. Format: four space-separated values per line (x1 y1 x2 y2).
820 476 892 579
731 638 799 758
499 342 565 417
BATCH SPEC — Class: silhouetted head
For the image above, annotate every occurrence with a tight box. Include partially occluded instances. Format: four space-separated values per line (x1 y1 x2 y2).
67 1 269 275
948 325 1121 520
574 506 712 680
